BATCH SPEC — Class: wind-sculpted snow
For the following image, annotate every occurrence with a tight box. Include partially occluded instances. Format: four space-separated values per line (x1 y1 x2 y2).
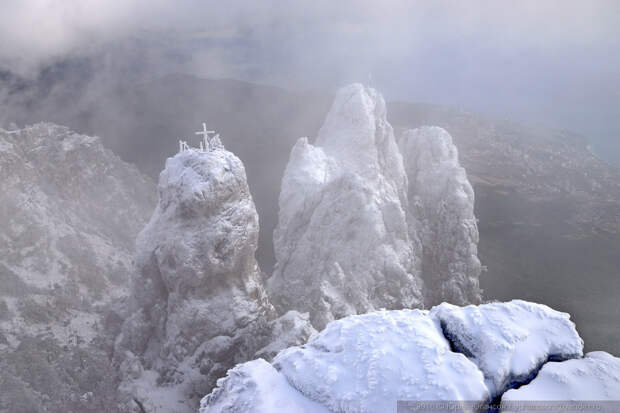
200 359 329 413
431 300 584 397
269 84 424 329
202 301 596 413
116 147 314 412
502 351 620 402
399 126 482 305
273 309 490 413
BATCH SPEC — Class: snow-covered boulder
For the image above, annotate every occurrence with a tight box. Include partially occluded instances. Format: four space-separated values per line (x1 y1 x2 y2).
431 300 584 397
399 126 482 305
200 359 329 413
502 351 620 402
201 301 600 413
116 146 313 412
268 84 424 329
272 309 490 413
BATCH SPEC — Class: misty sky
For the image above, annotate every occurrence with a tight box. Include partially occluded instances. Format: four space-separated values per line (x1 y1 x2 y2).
1 0 619 162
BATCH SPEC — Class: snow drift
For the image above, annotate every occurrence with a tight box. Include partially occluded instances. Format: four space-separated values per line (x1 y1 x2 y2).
200 300 609 413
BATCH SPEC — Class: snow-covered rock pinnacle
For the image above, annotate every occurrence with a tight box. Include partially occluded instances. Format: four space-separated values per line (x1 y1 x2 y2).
116 145 313 412
399 126 482 305
268 84 424 329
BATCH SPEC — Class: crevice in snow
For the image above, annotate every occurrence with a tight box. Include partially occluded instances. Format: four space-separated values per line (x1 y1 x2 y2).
438 319 576 411
133 397 147 413
438 319 475 359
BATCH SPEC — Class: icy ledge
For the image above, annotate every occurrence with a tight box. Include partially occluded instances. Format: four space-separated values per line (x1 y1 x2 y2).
201 300 619 413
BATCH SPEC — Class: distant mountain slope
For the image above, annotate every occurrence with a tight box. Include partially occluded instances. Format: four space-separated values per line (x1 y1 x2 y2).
389 102 620 355
2 74 618 354
0 123 156 412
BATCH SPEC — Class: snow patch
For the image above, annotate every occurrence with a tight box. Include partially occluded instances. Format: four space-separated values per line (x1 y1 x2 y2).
273 309 489 413
431 300 584 397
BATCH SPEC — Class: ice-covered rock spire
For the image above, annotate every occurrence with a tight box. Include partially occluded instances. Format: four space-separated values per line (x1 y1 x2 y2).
115 143 314 412
399 126 482 305
268 84 424 329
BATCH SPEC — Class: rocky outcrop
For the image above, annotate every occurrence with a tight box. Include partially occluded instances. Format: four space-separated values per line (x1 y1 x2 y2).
201 300 591 413
0 123 156 412
268 84 483 329
399 126 482 305
115 145 314 412
431 300 584 398
268 84 425 329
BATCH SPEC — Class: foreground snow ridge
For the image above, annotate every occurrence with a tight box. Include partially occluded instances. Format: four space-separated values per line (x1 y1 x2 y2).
198 300 618 413
503 351 620 401
431 300 584 397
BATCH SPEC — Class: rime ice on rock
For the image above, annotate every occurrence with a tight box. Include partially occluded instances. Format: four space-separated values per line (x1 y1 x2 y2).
116 136 313 412
268 84 424 329
201 301 595 413
203 308 491 413
399 126 482 305
430 300 584 397
200 359 329 413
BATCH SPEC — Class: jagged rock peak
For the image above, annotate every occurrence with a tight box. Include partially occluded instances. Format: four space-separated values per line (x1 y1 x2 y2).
399 126 482 305
314 83 407 192
268 84 424 330
116 146 313 413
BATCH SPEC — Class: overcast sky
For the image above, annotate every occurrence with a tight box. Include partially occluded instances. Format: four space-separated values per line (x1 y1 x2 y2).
1 0 619 161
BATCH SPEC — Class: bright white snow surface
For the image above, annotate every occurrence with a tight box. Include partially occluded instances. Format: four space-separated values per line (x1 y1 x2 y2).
201 300 593 413
502 351 620 401
273 309 489 413
203 308 490 413
431 300 584 397
201 359 329 413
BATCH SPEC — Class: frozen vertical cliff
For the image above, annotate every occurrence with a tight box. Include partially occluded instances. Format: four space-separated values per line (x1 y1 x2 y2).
268 84 424 329
269 84 483 328
399 126 482 305
116 144 313 412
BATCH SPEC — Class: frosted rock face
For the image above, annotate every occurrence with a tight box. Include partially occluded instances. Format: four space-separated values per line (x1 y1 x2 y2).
255 310 317 360
116 148 299 412
200 359 329 413
399 126 482 305
269 84 424 329
0 123 156 412
273 309 490 413
502 351 620 402
431 300 584 397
